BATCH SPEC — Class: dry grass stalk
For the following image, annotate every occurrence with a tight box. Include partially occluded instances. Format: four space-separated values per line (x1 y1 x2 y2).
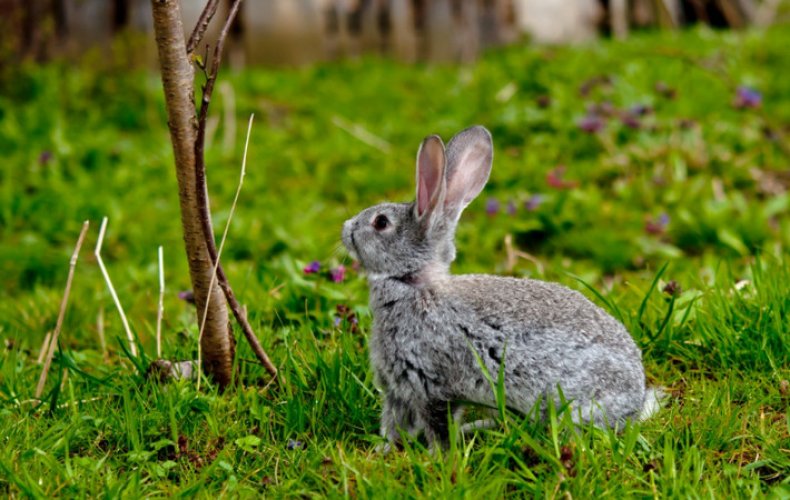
97 308 109 363
331 115 392 153
157 245 165 358
35 220 90 399
36 331 52 365
197 113 256 391
95 216 137 357
504 234 544 275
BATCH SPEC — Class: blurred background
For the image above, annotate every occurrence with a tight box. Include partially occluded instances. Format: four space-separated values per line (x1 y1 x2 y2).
3 0 788 67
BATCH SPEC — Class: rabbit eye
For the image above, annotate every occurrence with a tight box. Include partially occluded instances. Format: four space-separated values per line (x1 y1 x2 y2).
372 214 390 231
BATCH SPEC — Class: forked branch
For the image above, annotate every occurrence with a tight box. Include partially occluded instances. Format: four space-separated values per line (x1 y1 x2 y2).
186 0 220 55
193 0 278 380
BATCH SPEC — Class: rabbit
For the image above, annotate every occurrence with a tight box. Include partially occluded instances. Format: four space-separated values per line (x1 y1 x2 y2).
341 125 657 450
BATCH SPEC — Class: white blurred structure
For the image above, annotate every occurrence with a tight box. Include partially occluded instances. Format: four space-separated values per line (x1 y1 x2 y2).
512 0 602 44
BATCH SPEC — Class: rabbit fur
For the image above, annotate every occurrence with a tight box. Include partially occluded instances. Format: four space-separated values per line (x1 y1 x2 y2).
342 126 651 449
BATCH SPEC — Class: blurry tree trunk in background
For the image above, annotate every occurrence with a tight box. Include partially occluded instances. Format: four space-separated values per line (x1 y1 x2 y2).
611 0 629 39
324 0 353 59
242 0 323 66
360 0 384 53
63 0 113 55
150 0 235 388
457 0 480 62
389 0 418 62
425 0 454 61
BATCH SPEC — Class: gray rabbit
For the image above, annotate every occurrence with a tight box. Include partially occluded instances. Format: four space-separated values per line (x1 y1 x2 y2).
342 126 658 450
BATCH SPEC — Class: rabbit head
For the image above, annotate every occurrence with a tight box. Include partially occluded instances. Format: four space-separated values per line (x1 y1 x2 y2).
342 126 493 279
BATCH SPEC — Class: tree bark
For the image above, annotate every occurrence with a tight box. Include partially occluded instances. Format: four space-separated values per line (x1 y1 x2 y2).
150 0 234 388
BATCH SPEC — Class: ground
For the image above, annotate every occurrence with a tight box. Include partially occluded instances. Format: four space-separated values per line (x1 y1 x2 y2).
0 26 789 497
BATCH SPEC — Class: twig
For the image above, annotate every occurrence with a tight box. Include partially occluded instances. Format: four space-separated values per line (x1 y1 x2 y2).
95 217 137 357
186 0 221 55
331 115 392 153
504 234 544 275
195 0 243 166
193 0 279 382
97 308 108 363
35 221 89 399
156 245 165 358
197 114 278 389
36 332 51 365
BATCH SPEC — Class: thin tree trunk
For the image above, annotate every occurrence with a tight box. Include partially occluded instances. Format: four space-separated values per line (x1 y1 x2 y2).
150 0 234 388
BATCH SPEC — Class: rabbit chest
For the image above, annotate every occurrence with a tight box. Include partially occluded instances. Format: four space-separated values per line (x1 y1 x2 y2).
367 280 467 402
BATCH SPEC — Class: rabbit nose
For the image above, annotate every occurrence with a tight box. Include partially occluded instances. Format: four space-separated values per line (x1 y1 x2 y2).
341 220 353 243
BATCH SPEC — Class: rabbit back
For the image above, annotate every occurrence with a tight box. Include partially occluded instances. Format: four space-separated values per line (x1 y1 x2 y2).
445 274 646 425
369 274 646 428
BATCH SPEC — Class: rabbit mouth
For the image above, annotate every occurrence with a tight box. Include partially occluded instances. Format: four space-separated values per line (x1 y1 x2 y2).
346 232 360 261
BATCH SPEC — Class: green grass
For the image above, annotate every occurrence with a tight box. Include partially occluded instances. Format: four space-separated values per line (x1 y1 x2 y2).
1 26 789 497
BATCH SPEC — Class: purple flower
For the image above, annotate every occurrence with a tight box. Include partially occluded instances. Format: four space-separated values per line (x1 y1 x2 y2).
587 101 615 117
333 316 342 327
629 104 652 116
654 81 677 99
645 213 670 235
330 265 346 283
578 114 604 133
506 199 517 216
734 86 762 109
286 439 304 451
303 261 321 274
620 113 641 130
38 150 53 165
485 198 500 216
525 194 544 211
546 166 578 190
178 290 195 304
536 95 552 108
662 280 681 297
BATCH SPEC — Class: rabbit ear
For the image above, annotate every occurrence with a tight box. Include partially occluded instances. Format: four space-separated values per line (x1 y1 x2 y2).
415 135 446 220
443 126 493 221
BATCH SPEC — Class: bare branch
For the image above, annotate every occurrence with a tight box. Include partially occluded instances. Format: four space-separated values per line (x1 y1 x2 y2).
192 0 279 381
196 114 279 385
186 0 221 55
195 0 242 161
35 220 90 399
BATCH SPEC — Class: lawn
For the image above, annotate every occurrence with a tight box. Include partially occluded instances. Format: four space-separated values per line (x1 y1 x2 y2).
1 26 789 497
